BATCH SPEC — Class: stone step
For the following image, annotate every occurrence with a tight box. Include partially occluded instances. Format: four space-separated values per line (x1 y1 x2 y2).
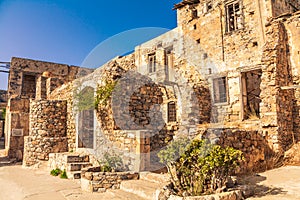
67 171 82 179
120 179 163 200
66 155 89 163
139 172 170 184
67 162 92 172
106 189 148 200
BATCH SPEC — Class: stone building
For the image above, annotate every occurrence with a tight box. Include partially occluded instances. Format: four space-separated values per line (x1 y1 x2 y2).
4 57 93 160
14 0 300 173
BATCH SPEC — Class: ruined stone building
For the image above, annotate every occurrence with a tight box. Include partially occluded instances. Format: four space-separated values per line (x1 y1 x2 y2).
3 0 300 173
4 57 93 160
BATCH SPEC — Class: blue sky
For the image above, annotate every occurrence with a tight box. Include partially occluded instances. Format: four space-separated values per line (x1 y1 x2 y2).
0 0 179 90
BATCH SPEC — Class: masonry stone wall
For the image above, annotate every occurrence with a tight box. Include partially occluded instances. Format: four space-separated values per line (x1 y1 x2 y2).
81 166 139 192
283 12 300 141
5 57 92 159
272 0 300 17
202 128 272 173
23 100 68 166
175 0 267 124
48 83 76 152
7 98 30 160
260 20 295 152
17 1 300 173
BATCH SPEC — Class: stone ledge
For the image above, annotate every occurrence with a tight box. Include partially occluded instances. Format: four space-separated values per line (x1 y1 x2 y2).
81 167 139 192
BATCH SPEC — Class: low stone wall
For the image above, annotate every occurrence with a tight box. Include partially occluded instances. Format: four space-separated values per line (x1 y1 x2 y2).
81 167 139 192
24 137 67 166
23 100 68 167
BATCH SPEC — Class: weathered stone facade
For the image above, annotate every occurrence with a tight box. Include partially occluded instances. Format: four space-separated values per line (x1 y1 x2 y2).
43 2 300 173
3 0 300 175
5 57 92 160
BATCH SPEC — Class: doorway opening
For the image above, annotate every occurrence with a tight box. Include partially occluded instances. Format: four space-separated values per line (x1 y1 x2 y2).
241 69 262 120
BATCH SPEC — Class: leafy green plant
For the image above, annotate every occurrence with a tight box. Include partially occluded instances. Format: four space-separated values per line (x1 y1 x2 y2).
50 168 62 176
158 139 244 196
101 164 112 172
95 80 117 108
98 151 124 172
60 169 68 179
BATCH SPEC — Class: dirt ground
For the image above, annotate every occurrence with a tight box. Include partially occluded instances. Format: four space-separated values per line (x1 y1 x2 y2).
242 166 300 200
0 157 300 200
0 158 144 200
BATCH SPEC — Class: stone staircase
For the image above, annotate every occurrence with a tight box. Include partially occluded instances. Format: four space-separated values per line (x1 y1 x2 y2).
49 153 92 179
120 172 170 200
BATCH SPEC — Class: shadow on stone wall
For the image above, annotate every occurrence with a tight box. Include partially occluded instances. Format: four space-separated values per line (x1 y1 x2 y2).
203 128 281 174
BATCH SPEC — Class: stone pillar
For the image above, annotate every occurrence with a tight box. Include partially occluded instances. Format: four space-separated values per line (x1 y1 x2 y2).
23 100 68 167
6 98 30 160
36 76 47 100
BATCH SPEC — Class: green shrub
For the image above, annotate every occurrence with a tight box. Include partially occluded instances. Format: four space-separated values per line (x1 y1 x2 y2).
50 168 62 176
101 164 112 172
98 151 124 172
158 139 244 196
60 169 68 179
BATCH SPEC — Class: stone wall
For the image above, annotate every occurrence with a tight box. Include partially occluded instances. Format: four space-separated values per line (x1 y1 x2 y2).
23 100 68 166
81 166 139 192
202 128 273 173
48 83 76 152
7 98 30 160
272 0 300 17
5 57 92 159
20 2 300 174
260 20 295 152
174 0 267 124
283 12 300 141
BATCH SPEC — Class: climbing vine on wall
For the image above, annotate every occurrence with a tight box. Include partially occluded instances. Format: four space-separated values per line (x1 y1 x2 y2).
95 80 117 108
